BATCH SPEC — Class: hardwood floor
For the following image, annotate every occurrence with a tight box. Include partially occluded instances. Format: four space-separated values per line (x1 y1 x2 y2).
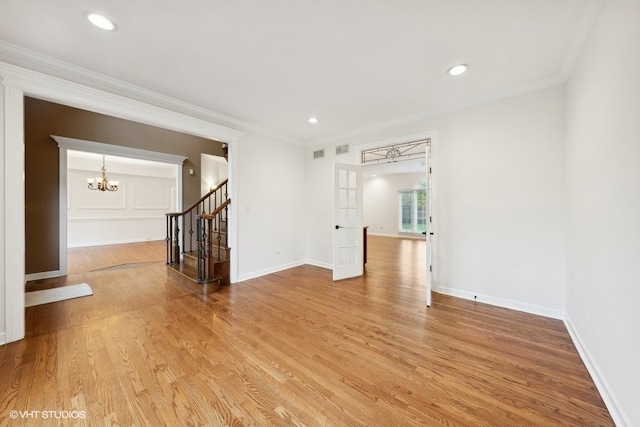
1 237 612 426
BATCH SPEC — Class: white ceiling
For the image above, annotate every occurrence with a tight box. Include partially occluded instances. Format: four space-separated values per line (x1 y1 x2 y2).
0 0 602 145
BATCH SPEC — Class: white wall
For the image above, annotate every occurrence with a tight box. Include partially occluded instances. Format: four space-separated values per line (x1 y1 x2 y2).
363 172 424 237
0 83 5 343
305 148 335 268
307 86 566 318
67 169 175 247
236 133 307 280
565 0 640 425
201 154 228 197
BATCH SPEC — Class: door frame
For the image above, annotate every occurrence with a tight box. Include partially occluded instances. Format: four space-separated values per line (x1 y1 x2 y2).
356 130 437 306
38 136 186 281
0 61 244 344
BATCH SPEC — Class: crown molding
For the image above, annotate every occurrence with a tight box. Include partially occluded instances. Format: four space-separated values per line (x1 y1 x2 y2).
308 74 567 147
0 60 245 144
304 2 603 148
0 41 299 145
1 0 603 150
558 0 604 83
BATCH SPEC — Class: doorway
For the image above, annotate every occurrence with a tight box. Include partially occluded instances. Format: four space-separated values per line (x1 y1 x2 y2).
358 134 434 306
2 70 243 345
53 136 186 279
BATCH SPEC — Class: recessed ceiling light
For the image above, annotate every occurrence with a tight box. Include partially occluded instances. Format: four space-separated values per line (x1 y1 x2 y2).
85 12 118 31
447 64 468 76
307 117 319 124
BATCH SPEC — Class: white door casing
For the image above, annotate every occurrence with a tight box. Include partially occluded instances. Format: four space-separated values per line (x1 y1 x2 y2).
0 61 244 344
333 162 363 281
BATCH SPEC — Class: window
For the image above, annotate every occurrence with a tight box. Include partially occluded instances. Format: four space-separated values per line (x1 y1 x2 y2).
398 178 427 234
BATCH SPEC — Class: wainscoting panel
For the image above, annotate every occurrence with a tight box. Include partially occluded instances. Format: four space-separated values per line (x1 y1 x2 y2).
67 168 174 247
80 183 127 209
132 184 171 210
68 217 166 248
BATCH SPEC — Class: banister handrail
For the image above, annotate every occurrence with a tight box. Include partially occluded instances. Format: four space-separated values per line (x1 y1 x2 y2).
166 179 228 217
166 178 229 264
166 176 230 285
200 199 231 220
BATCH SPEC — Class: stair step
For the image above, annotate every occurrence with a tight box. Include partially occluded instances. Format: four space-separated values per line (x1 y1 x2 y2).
166 262 222 294
182 248 230 269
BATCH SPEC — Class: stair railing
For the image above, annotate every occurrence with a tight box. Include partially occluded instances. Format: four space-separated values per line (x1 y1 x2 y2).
197 199 230 282
166 179 228 266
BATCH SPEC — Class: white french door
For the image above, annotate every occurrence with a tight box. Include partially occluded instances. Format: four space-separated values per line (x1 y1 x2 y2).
425 142 433 306
333 163 363 281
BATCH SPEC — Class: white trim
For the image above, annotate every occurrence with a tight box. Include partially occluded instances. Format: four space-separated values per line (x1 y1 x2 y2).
79 187 128 210
564 316 631 427
175 164 183 213
0 62 245 144
305 259 332 270
228 140 239 284
131 186 171 210
68 216 165 223
312 81 564 146
434 287 564 320
0 332 5 346
52 136 188 164
0 41 296 145
68 237 166 249
25 270 64 282
1 60 244 344
59 146 68 276
558 0 604 83
3 84 26 343
238 260 306 282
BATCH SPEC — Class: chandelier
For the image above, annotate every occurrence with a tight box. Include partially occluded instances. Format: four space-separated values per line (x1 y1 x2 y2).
87 155 119 192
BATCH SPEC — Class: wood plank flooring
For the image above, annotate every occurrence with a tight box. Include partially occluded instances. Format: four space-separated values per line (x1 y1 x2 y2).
1 236 613 426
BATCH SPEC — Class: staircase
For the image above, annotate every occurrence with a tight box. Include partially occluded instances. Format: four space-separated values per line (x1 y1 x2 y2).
165 179 230 293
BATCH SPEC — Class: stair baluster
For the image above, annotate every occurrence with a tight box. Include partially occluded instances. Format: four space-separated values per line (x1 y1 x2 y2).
165 179 230 291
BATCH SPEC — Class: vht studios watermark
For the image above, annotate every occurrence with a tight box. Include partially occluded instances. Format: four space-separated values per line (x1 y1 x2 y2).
9 410 87 420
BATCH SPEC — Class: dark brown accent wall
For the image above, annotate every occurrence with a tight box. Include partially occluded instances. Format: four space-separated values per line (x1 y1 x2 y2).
25 96 224 274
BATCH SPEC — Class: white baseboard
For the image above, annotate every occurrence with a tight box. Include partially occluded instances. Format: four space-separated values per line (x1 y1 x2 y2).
67 236 165 248
368 232 424 240
25 270 64 282
564 316 631 427
237 259 306 282
0 332 5 346
434 286 564 320
305 259 332 270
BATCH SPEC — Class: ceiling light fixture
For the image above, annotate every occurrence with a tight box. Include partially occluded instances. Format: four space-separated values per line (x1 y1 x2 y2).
447 64 468 76
87 155 119 191
307 117 319 124
85 12 118 31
